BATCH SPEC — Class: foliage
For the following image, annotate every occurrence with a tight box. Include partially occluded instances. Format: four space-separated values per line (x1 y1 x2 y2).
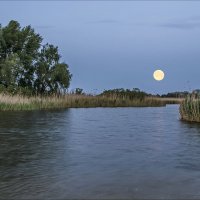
100 88 147 100
180 96 200 122
0 20 72 95
70 88 84 95
161 91 189 98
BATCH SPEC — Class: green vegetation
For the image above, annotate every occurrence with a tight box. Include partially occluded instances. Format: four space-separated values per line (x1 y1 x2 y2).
161 91 189 98
0 20 72 96
149 97 183 105
180 96 200 122
100 88 146 101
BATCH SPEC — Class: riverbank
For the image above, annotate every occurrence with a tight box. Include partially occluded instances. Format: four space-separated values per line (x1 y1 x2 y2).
0 94 183 111
180 97 200 123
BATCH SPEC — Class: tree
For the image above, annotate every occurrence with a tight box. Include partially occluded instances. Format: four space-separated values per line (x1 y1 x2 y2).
17 25 43 89
1 21 21 58
100 88 147 100
0 20 72 95
34 44 72 94
74 88 84 95
0 24 6 62
0 54 21 87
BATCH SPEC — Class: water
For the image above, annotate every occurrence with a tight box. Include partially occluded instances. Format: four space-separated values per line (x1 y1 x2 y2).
1 105 200 199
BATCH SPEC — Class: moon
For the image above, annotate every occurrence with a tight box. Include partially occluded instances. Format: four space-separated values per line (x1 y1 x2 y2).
153 70 165 81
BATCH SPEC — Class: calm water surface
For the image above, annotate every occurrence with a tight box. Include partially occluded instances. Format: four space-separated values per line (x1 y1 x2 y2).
1 105 200 199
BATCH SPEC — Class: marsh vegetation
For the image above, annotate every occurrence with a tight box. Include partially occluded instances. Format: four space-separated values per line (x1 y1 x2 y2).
0 93 184 111
180 96 200 123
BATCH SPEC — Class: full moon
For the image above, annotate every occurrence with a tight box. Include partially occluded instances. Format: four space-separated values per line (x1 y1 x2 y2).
153 70 165 81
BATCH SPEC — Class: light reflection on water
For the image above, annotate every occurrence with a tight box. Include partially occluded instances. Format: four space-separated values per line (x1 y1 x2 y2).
1 105 200 199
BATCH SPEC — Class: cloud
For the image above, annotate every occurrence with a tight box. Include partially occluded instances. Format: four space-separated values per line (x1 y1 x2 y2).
87 19 119 24
160 22 200 29
159 16 200 30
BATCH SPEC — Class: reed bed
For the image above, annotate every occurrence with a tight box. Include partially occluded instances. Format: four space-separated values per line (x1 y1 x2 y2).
180 97 200 122
0 93 178 111
146 97 184 105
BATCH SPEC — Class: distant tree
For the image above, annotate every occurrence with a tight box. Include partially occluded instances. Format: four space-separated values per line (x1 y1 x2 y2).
75 88 84 95
100 88 147 100
161 91 189 98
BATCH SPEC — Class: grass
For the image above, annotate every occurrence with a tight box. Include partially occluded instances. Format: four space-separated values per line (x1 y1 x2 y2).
146 97 184 105
180 97 200 122
0 93 184 111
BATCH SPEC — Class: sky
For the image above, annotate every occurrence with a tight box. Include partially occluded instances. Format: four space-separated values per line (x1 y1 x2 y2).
1 1 200 94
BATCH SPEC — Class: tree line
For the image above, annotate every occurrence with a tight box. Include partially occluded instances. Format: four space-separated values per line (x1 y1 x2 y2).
160 91 190 98
0 20 72 95
100 88 147 100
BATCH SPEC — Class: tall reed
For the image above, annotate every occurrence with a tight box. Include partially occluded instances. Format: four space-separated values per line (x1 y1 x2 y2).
0 93 183 111
180 96 200 122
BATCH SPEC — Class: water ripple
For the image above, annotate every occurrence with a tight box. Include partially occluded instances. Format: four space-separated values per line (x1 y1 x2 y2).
1 106 200 199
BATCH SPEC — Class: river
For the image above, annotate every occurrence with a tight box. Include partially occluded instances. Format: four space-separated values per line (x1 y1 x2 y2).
1 105 200 199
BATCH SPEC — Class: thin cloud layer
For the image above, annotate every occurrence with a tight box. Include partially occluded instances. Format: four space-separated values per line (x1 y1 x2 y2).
159 16 200 30
87 19 119 24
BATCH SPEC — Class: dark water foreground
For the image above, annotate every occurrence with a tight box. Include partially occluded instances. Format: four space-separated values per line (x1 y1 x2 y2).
1 105 200 199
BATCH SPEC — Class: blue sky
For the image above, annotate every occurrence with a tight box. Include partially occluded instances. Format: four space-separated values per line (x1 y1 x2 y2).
1 1 200 94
